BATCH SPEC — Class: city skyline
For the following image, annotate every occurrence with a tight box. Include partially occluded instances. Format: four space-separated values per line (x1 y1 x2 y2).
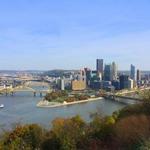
0 0 150 70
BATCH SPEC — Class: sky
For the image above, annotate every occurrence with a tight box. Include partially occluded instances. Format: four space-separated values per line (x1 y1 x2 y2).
0 0 150 70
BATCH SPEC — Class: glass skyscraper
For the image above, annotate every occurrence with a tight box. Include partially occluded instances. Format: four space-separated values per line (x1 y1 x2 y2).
130 64 136 80
96 59 103 73
112 62 117 80
119 75 129 90
137 69 141 81
104 64 112 81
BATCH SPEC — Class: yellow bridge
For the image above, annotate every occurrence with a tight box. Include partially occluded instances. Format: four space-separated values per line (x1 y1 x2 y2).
0 85 52 97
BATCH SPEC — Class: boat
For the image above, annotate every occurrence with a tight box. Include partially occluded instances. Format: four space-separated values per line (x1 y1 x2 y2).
0 104 4 108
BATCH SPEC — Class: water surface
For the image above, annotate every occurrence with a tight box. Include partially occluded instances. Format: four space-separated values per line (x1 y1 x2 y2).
0 85 126 130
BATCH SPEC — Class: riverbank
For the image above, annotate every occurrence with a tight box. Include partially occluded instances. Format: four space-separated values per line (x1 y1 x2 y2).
37 97 103 108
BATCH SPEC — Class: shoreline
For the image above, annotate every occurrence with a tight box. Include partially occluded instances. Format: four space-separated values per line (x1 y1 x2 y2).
37 97 104 108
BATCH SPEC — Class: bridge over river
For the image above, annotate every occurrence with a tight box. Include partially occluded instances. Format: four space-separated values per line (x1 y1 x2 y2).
0 81 52 97
103 87 150 103
104 94 142 102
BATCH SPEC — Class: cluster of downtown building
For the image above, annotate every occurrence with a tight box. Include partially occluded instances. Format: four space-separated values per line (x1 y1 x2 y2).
0 61 149 92
55 59 149 92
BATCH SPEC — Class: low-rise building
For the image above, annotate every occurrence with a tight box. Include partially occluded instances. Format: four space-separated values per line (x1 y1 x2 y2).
72 80 86 91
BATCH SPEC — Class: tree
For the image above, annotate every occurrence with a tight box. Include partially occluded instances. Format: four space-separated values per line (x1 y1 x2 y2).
0 124 43 150
139 138 150 150
141 90 150 102
49 116 86 150
115 115 150 149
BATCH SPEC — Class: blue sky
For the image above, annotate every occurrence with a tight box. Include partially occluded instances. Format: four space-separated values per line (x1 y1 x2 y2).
0 0 150 70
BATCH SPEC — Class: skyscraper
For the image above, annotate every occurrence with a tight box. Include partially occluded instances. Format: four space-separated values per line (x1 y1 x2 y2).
60 79 65 90
137 69 141 81
84 68 91 86
104 64 112 81
112 62 118 80
96 59 103 74
80 69 86 82
119 75 129 90
130 64 136 80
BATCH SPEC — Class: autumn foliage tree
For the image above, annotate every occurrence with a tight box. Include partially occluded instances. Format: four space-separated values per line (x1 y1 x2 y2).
115 115 150 149
0 124 43 150
48 115 86 150
44 91 68 102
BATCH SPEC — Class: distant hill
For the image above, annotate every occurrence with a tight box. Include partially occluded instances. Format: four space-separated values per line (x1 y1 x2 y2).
43 69 79 77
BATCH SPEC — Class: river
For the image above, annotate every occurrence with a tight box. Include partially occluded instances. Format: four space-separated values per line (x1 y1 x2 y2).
0 84 126 130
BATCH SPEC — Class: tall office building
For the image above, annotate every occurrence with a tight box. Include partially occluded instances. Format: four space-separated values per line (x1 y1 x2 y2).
112 62 118 80
137 69 141 81
119 75 129 90
84 68 91 86
60 79 65 90
77 69 86 82
80 69 86 82
57 78 65 90
96 59 103 74
130 64 136 80
104 64 112 81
